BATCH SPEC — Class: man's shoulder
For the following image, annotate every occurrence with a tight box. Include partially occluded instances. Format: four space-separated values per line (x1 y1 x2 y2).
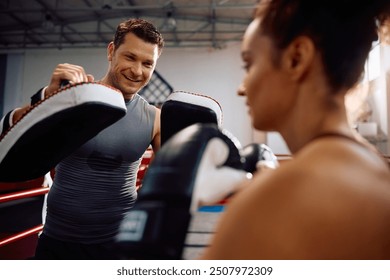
130 94 158 113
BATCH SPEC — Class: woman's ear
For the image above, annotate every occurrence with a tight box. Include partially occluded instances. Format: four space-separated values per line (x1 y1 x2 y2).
107 42 114 62
282 36 315 81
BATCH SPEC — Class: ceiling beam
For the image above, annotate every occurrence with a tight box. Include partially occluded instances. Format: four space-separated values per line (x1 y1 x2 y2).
0 3 255 13
0 1 254 50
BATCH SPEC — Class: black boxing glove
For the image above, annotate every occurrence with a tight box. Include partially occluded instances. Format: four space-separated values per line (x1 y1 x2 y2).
116 123 250 259
142 123 250 212
240 143 279 173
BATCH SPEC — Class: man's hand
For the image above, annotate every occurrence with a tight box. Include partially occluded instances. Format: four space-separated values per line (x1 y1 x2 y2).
45 63 94 97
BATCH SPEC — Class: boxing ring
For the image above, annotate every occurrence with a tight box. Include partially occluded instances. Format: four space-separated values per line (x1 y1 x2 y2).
0 149 224 260
0 150 291 260
0 177 49 259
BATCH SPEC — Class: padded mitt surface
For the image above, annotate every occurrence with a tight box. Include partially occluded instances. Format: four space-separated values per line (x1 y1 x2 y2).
0 82 126 182
160 91 222 145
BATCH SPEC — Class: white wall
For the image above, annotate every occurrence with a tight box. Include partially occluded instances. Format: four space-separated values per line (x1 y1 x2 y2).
4 54 25 113
3 43 258 147
157 44 253 146
21 48 108 101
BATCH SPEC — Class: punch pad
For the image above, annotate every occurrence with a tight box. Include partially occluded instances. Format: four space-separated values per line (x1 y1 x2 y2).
0 82 127 182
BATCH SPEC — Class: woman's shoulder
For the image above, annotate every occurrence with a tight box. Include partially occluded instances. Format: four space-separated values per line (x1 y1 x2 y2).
206 142 390 259
245 141 389 223
230 137 390 220
294 136 390 180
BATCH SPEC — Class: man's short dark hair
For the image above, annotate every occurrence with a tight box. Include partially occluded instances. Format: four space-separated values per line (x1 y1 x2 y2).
113 18 164 54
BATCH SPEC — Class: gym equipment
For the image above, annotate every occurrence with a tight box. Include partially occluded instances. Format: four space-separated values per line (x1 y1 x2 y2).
0 82 127 182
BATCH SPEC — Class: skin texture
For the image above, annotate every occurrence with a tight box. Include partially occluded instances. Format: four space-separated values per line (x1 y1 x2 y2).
202 14 390 259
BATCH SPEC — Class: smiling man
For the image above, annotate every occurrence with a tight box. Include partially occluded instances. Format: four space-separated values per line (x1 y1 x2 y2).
26 18 164 259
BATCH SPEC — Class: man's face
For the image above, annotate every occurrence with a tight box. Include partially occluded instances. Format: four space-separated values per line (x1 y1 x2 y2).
107 32 159 99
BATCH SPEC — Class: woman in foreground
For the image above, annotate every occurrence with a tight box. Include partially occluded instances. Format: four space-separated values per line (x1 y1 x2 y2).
202 0 390 259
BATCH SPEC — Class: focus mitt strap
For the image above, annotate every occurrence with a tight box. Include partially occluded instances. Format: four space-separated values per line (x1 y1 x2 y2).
30 88 46 106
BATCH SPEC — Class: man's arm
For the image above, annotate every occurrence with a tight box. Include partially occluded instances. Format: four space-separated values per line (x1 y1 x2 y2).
150 107 161 153
1 87 45 134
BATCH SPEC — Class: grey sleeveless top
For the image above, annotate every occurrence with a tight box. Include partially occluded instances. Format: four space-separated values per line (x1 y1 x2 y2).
44 94 156 244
